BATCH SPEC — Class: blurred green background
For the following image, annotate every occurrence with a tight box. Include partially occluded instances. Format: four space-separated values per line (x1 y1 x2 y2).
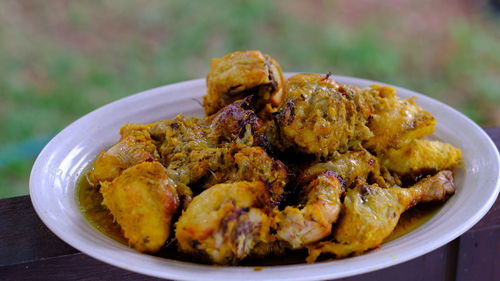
1 0 499 198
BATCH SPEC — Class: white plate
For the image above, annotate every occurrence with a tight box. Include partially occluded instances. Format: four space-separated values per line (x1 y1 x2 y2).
30 74 500 281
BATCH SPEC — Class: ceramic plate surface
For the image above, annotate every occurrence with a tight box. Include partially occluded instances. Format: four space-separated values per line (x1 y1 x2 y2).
30 74 500 281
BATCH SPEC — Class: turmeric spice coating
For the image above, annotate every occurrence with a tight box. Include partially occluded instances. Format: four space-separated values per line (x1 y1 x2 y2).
203 50 285 117
100 162 179 253
84 50 462 265
275 73 373 157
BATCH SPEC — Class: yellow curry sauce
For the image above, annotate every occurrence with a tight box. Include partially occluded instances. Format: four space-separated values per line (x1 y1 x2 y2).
77 169 440 265
77 173 126 245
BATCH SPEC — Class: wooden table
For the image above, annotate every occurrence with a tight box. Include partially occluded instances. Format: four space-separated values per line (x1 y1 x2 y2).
1 128 499 281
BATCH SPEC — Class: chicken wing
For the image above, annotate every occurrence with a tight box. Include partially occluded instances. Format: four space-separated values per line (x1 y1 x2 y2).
277 171 345 249
307 170 455 262
100 161 180 253
175 181 272 265
203 50 285 116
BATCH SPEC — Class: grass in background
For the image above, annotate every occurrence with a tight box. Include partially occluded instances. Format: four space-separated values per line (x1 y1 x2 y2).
1 0 499 198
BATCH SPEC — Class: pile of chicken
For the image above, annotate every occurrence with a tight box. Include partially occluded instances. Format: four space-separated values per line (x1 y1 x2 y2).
87 50 462 265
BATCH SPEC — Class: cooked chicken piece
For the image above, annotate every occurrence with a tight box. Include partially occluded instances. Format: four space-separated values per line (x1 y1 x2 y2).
262 118 293 153
306 170 456 262
154 115 219 189
144 119 189 144
87 121 193 208
119 123 157 139
250 240 287 257
159 115 212 164
87 124 160 186
163 134 287 206
175 181 272 265
379 166 403 187
207 97 269 148
299 149 386 188
200 146 288 205
203 50 285 116
155 104 287 204
166 146 225 185
158 99 269 162
277 171 345 249
84 50 463 265
159 103 267 187
381 139 462 176
100 162 180 253
361 85 436 154
275 74 372 157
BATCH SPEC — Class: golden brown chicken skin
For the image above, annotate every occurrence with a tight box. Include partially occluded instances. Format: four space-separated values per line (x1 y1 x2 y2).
276 171 345 249
203 50 285 116
159 123 287 205
275 74 372 157
306 170 456 262
160 101 269 187
158 115 215 185
199 146 288 205
83 50 465 266
157 102 288 205
159 116 212 165
100 161 180 253
381 139 462 177
299 149 387 188
87 124 160 186
207 97 269 147
361 85 436 154
175 181 272 265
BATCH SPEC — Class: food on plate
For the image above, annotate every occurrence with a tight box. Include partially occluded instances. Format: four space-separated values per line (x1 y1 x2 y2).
306 170 456 262
276 171 345 249
203 50 285 117
360 85 437 154
81 50 462 265
175 181 272 264
297 148 387 188
100 162 179 253
381 139 462 177
87 124 160 186
151 100 288 206
274 73 372 156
